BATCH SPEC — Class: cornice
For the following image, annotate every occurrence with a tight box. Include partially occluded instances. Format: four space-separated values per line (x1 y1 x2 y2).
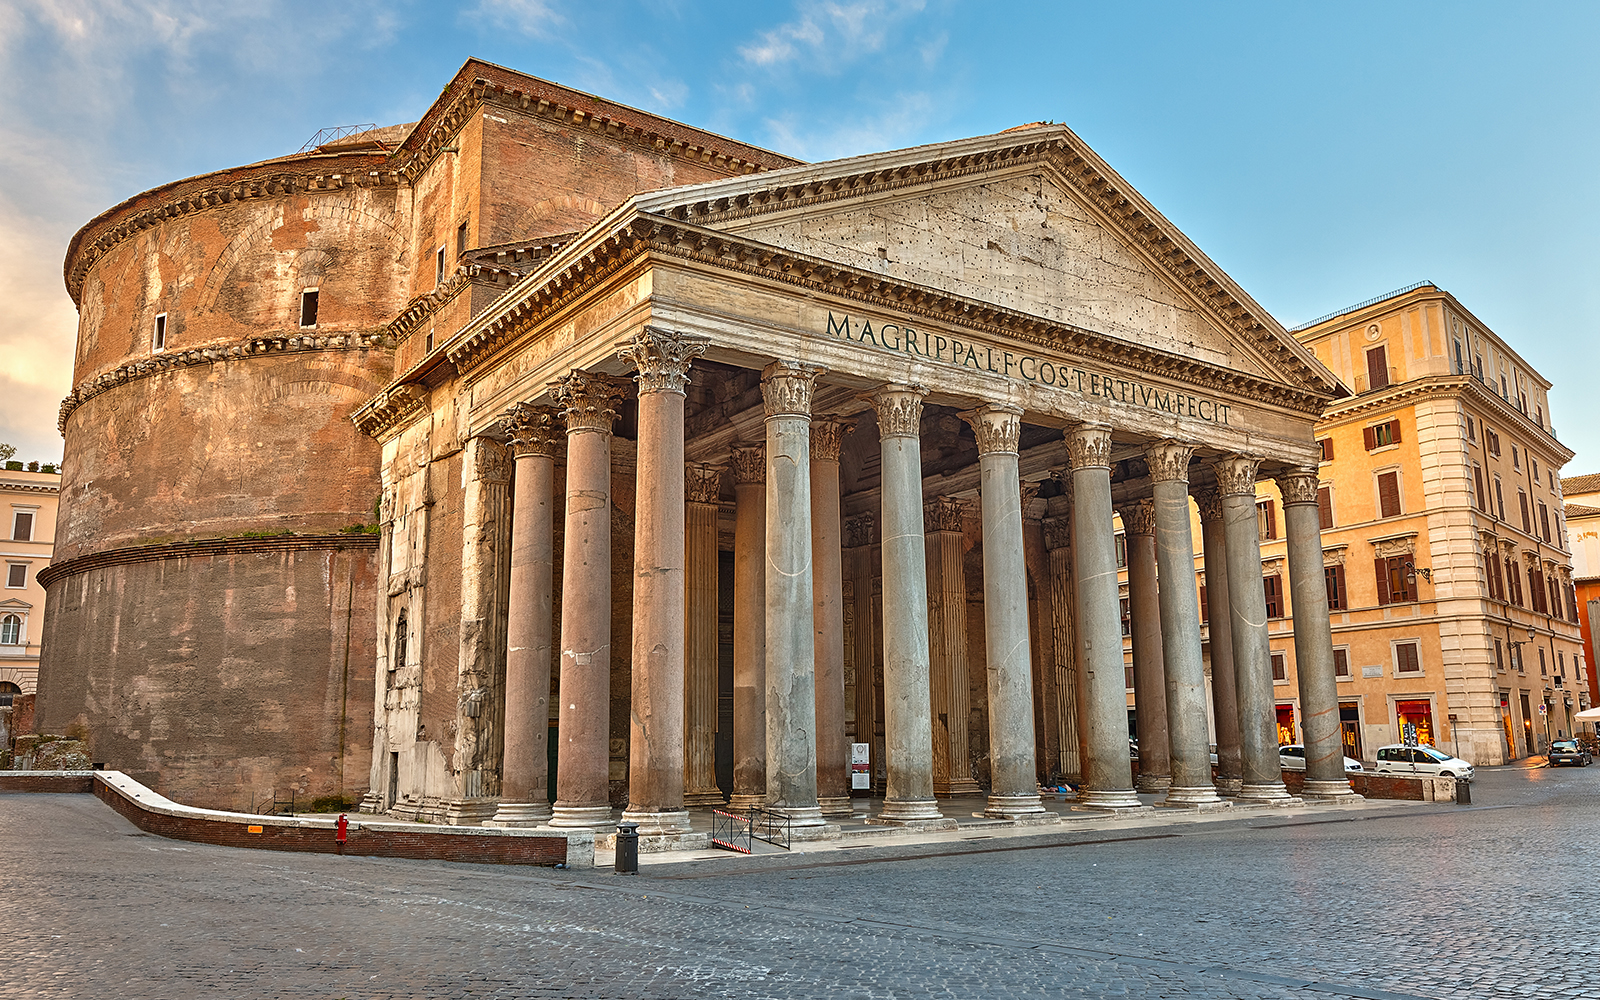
37 532 378 590
352 382 429 438
1318 373 1574 464
0 481 60 496
59 330 393 436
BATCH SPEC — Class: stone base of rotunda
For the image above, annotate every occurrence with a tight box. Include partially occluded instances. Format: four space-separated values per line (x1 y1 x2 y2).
442 797 501 826
483 800 554 827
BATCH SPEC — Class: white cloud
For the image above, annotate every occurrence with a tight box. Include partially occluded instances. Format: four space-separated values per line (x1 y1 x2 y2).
738 1 925 70
761 90 936 162
467 0 565 39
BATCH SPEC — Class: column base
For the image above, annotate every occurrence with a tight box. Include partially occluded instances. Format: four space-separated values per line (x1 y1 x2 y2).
484 800 553 827
727 793 765 812
768 804 828 828
982 794 1051 821
1215 776 1243 795
1158 786 1230 809
869 798 955 828
818 795 854 818
441 797 500 826
356 791 385 815
619 807 693 836
684 790 727 807
1301 780 1364 803
1074 788 1148 812
599 830 713 853
548 803 616 829
1234 782 1301 807
787 823 844 842
934 778 984 797
1135 773 1172 793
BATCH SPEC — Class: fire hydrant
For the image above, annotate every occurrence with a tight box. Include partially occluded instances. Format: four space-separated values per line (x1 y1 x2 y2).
336 813 349 854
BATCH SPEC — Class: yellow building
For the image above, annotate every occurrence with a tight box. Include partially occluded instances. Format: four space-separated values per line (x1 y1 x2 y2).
0 464 61 702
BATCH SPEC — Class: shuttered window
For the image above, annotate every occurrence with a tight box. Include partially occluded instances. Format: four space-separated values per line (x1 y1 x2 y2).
1317 487 1333 529
1377 471 1401 518
1473 466 1486 512
1333 647 1350 678
1366 345 1390 390
1257 500 1277 541
1376 556 1415 605
1364 419 1402 451
1395 642 1421 674
1518 491 1530 533
1318 438 1334 462
1539 502 1551 542
1263 574 1284 618
1199 583 1208 625
1325 564 1347 610
1271 651 1287 681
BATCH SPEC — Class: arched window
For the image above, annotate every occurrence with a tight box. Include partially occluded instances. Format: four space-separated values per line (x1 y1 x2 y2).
391 610 407 673
0 681 19 706
0 614 20 645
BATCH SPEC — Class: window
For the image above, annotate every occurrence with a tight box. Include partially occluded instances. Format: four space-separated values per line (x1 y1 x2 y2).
1317 487 1333 530
1528 565 1547 615
1119 596 1131 636
1318 438 1334 462
1532 457 1539 481
1500 373 1509 399
457 219 470 257
1125 663 1135 690
1334 647 1350 678
0 613 19 645
425 330 435 353
1453 338 1465 374
152 313 167 352
1536 404 1544 429
392 610 408 673
1539 502 1551 542
1263 574 1284 618
1539 648 1547 676
1257 500 1277 541
1466 415 1476 442
1518 491 1530 533
1376 555 1415 605
1512 445 1520 470
1506 557 1523 607
1364 419 1402 450
12 510 33 541
1485 428 1501 456
1271 651 1287 681
1487 554 1504 602
1495 477 1505 520
1199 582 1208 624
1325 564 1347 611
299 288 319 328
1472 465 1486 513
1395 641 1421 675
1366 345 1390 391
1512 642 1523 672
5 563 24 588
0 680 17 706
435 246 446 286
1377 471 1402 519
1114 532 1127 569
1494 639 1505 673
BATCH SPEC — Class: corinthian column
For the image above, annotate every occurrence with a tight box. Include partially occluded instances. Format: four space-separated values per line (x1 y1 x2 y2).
1119 499 1170 792
549 370 629 828
1194 488 1242 794
1277 467 1358 802
869 384 948 826
729 443 767 811
491 403 562 827
684 462 725 806
1145 440 1225 808
811 418 852 817
1215 455 1294 804
964 404 1047 820
1043 500 1085 785
846 513 880 792
761 361 826 828
1067 425 1143 811
924 495 979 796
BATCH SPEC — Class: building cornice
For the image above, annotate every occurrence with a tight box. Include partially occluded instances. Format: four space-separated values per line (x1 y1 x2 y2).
36 533 379 590
0 481 60 496
385 235 579 346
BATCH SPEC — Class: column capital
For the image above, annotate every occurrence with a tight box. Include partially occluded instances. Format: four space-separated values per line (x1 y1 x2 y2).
809 417 854 462
685 463 724 505
1065 424 1113 470
1274 467 1321 507
1043 516 1072 552
1020 479 1042 513
869 383 928 438
845 512 876 547
1191 487 1224 523
924 496 966 533
501 403 563 457
960 403 1023 456
1117 499 1157 537
550 370 628 433
730 443 766 485
1212 454 1263 498
467 434 513 483
1143 439 1195 484
617 327 708 395
1048 469 1074 506
761 361 826 416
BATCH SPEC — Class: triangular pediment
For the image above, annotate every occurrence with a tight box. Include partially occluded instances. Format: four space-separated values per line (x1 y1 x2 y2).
633 127 1344 398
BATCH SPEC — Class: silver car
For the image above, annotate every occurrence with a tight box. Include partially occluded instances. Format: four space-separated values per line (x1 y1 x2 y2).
1277 744 1363 773
1373 744 1474 781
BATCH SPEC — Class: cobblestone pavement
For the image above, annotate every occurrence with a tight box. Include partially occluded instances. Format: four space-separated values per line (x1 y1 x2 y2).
2 764 1595 999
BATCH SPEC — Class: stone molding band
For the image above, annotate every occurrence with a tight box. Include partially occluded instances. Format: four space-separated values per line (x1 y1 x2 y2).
36 533 379 590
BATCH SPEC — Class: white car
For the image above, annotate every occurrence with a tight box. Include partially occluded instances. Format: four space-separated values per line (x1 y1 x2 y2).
1278 744 1363 773
1373 744 1474 782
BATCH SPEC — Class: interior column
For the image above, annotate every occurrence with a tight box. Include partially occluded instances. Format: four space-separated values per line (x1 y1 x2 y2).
549 370 628 829
684 462 725 807
729 443 767 811
1194 488 1242 795
925 495 979 796
492 403 561 827
1043 502 1085 785
1120 499 1170 792
810 418 852 817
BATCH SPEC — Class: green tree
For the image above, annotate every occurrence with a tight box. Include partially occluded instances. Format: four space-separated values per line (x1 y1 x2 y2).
0 443 14 464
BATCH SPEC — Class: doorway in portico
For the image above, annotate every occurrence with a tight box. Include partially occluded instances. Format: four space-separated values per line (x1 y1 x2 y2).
1275 704 1295 746
1339 702 1362 759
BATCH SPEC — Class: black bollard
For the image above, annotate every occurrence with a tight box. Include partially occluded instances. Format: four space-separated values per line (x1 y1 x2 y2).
614 821 640 875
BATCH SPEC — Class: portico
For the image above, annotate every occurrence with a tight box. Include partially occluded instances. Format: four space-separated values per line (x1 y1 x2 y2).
355 125 1355 829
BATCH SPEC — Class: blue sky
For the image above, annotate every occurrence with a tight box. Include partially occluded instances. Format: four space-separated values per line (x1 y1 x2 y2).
2 1 1597 475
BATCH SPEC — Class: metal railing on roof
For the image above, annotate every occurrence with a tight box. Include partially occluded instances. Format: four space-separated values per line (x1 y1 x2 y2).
299 124 380 153
1289 280 1438 332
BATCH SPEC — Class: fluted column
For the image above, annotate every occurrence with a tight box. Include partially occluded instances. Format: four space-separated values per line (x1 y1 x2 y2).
684 462 725 806
492 403 562 827
1146 441 1225 808
729 443 767 811
869 384 946 825
925 495 979 797
1119 499 1170 792
549 370 629 828
965 404 1047 819
1067 425 1143 810
1277 467 1358 801
1215 455 1294 804
1043 503 1084 784
1195 489 1242 794
811 418 852 817
761 361 826 827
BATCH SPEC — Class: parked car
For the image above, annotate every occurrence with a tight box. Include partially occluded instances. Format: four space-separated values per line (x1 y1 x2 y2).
1548 740 1593 767
1277 744 1363 773
1373 744 1475 781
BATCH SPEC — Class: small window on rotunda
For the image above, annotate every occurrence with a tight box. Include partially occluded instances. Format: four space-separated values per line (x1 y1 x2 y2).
300 289 319 328
152 313 167 352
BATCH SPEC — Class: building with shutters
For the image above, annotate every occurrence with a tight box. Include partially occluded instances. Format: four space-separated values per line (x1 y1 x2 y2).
1560 473 1600 719
0 464 60 706
1207 282 1586 766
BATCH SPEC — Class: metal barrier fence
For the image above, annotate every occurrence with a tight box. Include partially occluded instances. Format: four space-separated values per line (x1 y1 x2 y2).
750 808 792 850
710 807 794 852
711 810 752 854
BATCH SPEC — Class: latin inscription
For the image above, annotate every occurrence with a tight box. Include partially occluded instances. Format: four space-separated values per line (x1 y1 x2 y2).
826 313 1231 426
